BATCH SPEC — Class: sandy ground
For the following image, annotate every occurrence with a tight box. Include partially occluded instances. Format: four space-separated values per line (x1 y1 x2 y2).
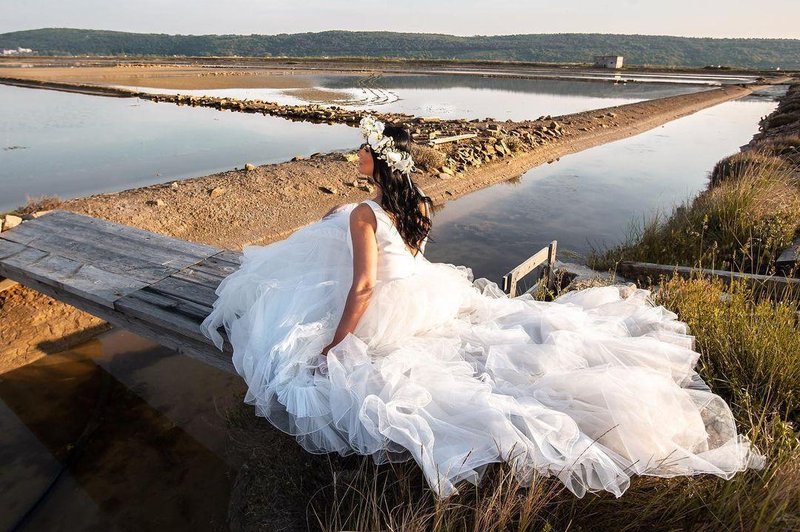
0 64 360 102
0 64 788 373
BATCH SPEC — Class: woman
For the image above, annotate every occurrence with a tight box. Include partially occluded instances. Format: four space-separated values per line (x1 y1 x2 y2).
201 116 764 499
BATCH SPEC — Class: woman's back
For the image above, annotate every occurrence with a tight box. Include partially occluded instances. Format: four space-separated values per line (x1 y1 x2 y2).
358 199 426 282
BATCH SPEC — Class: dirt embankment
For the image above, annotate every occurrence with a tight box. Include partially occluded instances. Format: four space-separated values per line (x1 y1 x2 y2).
0 69 789 373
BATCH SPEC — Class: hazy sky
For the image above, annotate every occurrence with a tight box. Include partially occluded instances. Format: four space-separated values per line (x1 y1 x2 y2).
1 0 798 39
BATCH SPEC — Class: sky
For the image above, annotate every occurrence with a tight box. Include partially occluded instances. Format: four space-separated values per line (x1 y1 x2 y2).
1 0 798 39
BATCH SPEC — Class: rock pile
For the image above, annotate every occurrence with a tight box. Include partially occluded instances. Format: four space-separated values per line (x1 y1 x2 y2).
121 88 583 182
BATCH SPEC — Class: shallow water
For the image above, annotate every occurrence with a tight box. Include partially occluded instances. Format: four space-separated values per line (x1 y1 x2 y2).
423 93 780 281
131 73 708 122
0 330 242 530
0 84 361 212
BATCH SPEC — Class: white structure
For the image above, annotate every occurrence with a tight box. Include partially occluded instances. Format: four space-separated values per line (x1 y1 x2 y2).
2 47 34 56
594 55 624 69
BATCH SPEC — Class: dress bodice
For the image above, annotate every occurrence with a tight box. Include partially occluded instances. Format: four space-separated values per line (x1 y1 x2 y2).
360 199 424 282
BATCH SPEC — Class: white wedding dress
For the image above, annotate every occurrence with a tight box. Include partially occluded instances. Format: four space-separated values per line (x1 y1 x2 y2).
200 199 764 498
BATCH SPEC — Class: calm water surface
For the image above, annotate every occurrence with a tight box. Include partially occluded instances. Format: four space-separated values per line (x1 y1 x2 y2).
0 84 361 212
424 93 780 280
132 74 707 121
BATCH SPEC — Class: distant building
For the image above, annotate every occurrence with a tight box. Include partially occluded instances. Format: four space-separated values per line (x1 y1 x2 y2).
594 55 624 69
2 47 34 56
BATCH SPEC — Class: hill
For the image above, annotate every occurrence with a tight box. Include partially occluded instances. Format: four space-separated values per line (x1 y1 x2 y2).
1 28 798 69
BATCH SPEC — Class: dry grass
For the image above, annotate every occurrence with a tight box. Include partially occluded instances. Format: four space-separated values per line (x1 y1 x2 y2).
9 194 64 216
758 134 800 165
501 134 525 152
410 144 447 171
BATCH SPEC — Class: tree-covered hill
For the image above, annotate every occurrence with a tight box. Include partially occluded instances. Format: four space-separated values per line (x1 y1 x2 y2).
1 28 798 69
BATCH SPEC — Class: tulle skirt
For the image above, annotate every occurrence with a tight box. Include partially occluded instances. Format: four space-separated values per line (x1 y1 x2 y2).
200 213 765 498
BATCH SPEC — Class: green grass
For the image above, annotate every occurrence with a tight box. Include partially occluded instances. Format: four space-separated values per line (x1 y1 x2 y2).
591 150 800 275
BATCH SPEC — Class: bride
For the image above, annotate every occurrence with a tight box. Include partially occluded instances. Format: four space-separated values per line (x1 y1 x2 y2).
200 116 764 498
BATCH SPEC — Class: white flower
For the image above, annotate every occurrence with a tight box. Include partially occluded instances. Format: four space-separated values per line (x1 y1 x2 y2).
359 114 416 177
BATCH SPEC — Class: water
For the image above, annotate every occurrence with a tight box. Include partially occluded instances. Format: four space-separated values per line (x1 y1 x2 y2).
129 74 707 122
0 84 361 212
423 95 780 281
0 330 243 530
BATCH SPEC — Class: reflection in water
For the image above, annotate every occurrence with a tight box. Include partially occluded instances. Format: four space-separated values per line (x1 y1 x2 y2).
424 96 780 281
140 74 706 122
0 84 361 212
0 331 243 530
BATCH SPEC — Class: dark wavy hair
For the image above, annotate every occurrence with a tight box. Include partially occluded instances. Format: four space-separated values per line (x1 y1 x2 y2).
368 124 433 255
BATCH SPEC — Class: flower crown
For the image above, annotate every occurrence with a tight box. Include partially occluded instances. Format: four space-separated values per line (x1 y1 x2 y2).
359 115 416 176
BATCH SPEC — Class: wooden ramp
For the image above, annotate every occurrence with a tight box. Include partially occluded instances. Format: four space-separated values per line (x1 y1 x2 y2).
0 210 237 373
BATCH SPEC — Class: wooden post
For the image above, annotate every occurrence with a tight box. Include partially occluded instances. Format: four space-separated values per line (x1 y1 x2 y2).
502 241 558 297
546 240 558 291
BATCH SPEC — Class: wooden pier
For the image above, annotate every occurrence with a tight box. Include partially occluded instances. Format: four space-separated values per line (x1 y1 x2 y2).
0 210 237 373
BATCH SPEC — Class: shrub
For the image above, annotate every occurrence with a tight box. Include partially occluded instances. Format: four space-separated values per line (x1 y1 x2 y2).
410 144 446 170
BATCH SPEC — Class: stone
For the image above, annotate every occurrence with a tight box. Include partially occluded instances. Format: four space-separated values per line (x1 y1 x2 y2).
3 214 22 229
244 163 256 172
170 181 179 190
145 199 166 207
21 210 52 220
209 187 227 198
291 155 308 162
357 183 375 193
437 172 452 180
320 185 338 194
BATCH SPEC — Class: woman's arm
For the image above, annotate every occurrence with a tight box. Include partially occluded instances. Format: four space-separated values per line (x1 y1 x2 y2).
321 204 378 355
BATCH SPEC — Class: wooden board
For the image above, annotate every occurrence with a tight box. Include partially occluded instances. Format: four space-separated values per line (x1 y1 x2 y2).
0 211 239 372
0 239 147 308
148 275 220 308
39 210 221 259
618 261 800 297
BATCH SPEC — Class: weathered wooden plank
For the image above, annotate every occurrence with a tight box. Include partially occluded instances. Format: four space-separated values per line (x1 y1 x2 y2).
132 287 212 321
502 245 550 297
618 262 800 296
195 256 240 277
40 210 221 258
115 293 217 347
148 276 220 308
0 239 26 260
211 250 243 266
187 262 231 280
1 224 178 283
11 271 235 373
120 289 234 355
170 267 225 290
429 133 478 145
31 213 215 267
0 240 147 307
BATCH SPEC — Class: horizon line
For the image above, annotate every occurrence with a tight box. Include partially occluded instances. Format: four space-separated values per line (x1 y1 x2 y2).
2 27 799 41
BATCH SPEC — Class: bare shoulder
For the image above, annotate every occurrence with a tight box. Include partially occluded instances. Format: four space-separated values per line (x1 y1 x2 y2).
350 203 377 228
